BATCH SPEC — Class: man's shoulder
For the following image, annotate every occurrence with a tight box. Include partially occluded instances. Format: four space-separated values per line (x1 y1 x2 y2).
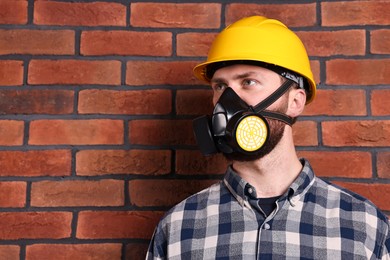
314 177 389 223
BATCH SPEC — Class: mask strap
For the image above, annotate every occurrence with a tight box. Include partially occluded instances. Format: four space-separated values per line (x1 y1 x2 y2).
261 110 294 126
253 79 295 126
253 79 295 112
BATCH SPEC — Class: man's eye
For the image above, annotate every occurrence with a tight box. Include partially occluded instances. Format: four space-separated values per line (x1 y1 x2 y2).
213 84 227 91
243 79 257 86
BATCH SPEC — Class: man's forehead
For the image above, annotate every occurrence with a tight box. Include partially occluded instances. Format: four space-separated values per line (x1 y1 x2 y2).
211 64 279 81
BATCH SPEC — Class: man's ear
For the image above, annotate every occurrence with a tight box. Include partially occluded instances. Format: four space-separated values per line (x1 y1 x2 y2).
287 88 306 118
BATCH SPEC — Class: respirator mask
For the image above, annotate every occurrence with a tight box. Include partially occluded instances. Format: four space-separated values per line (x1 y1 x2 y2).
193 70 304 156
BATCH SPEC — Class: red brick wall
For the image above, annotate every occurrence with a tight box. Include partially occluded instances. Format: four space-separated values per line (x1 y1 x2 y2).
0 1 389 259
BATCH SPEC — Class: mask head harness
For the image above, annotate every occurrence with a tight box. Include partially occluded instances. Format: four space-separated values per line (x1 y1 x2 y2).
193 61 305 156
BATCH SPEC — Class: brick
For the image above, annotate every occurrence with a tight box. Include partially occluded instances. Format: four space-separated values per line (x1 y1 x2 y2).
176 89 213 115
0 120 24 146
326 59 390 85
0 245 19 260
226 3 316 27
310 60 320 86
322 1 390 26
0 30 74 55
29 119 123 145
130 3 221 28
76 150 171 176
297 30 365 57
0 212 72 239
81 31 172 56
129 179 217 207
78 89 172 115
177 32 217 57
371 89 390 116
28 60 121 85
27 244 121 260
126 243 149 260
371 29 390 54
322 120 390 147
0 60 23 86
0 150 71 177
0 182 26 208
129 119 194 146
176 150 226 175
77 211 163 239
333 182 390 211
126 61 200 86
0 1 27 25
298 151 372 178
31 180 124 207
34 1 126 26
377 152 390 178
292 121 318 146
303 89 366 116
0 90 74 114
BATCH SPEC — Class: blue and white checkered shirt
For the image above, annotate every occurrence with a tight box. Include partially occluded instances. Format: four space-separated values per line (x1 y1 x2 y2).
147 159 390 259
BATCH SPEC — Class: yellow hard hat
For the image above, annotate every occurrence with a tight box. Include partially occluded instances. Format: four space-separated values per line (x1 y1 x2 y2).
193 16 316 104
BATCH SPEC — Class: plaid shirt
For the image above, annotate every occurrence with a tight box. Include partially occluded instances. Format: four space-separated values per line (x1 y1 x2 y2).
147 159 390 259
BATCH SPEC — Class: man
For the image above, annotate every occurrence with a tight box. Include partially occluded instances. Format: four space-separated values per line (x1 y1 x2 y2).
147 16 390 259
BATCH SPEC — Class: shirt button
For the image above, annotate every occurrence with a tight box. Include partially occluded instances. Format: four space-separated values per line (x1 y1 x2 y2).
264 223 270 230
248 187 253 194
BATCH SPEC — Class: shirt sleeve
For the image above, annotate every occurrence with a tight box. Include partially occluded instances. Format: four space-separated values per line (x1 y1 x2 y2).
146 222 167 260
382 226 390 260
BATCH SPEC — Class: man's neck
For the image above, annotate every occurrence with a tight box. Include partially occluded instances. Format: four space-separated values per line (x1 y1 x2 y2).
231 135 302 198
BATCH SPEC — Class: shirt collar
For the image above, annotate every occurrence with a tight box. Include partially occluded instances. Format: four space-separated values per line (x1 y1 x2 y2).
223 158 315 207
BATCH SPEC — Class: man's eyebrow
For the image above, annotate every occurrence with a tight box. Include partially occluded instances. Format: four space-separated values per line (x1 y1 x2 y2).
211 71 258 83
234 71 257 80
210 78 225 84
